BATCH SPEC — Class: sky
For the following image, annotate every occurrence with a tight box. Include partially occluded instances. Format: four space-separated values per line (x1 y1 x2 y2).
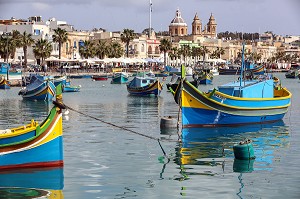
0 0 299 36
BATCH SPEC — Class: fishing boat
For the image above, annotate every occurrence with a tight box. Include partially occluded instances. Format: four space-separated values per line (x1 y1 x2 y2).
127 76 163 96
193 69 214 85
18 75 56 101
0 75 10 89
219 62 264 75
0 167 64 198
173 44 292 128
63 80 81 92
111 72 129 84
92 74 108 81
0 85 65 170
285 69 299 78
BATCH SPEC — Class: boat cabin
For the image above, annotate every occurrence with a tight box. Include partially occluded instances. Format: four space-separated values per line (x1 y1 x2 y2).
217 79 274 98
128 76 156 88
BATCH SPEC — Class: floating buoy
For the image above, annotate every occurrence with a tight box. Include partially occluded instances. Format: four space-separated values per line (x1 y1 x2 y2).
160 116 177 129
233 139 255 160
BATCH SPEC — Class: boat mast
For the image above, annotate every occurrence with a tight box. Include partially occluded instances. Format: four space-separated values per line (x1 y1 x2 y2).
239 42 245 88
149 0 152 38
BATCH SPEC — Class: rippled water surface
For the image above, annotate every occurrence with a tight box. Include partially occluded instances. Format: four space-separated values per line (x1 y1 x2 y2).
0 73 300 199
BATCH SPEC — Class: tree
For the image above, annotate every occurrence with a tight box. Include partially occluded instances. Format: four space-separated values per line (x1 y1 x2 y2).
79 40 95 59
0 35 12 62
200 46 210 62
52 27 68 59
108 42 123 58
19 31 34 68
159 38 172 66
94 39 108 59
120 29 135 58
33 38 52 64
178 45 191 64
191 46 201 63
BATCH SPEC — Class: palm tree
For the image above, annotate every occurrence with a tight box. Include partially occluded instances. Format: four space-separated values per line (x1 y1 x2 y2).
0 35 11 62
79 40 95 59
120 29 135 58
191 46 201 63
20 31 34 68
94 39 108 59
179 45 191 64
108 42 123 58
33 39 52 64
159 38 172 66
200 46 210 62
52 27 68 59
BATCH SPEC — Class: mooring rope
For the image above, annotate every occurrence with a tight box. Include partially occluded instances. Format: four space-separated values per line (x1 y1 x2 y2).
64 104 168 157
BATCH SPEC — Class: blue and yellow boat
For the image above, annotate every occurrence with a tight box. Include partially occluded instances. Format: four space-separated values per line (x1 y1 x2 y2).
127 76 163 96
18 76 56 101
173 44 292 128
0 75 10 89
0 86 64 170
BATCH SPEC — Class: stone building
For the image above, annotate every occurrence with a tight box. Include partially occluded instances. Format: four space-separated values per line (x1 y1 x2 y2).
169 9 188 36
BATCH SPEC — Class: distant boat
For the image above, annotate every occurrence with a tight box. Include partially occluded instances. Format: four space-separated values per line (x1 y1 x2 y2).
18 76 56 101
92 75 108 81
63 80 81 92
69 75 92 79
193 69 213 85
173 44 292 128
219 62 264 75
127 76 163 96
285 69 298 79
111 72 129 84
0 75 10 89
0 86 64 170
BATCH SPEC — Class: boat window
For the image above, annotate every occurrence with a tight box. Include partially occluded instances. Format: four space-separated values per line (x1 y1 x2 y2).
150 80 154 83
142 80 147 83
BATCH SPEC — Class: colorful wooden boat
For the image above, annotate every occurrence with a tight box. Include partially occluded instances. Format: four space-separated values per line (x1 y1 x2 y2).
193 69 214 85
219 63 264 75
127 76 163 96
18 76 56 101
62 80 80 92
285 69 298 78
111 72 129 84
92 75 108 81
0 86 65 170
0 75 10 89
0 167 63 198
173 45 292 128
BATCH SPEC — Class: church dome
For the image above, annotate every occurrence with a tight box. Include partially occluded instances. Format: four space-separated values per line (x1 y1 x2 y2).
170 9 187 27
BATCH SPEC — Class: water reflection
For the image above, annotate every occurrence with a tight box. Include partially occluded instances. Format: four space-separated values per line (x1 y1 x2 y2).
0 167 64 198
173 120 289 180
0 99 51 128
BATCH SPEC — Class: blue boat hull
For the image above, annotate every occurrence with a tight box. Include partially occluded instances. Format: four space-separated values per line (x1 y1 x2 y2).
0 136 63 168
182 107 285 127
111 75 128 84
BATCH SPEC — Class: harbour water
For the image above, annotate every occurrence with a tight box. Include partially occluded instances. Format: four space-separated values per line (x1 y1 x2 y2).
0 73 299 198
